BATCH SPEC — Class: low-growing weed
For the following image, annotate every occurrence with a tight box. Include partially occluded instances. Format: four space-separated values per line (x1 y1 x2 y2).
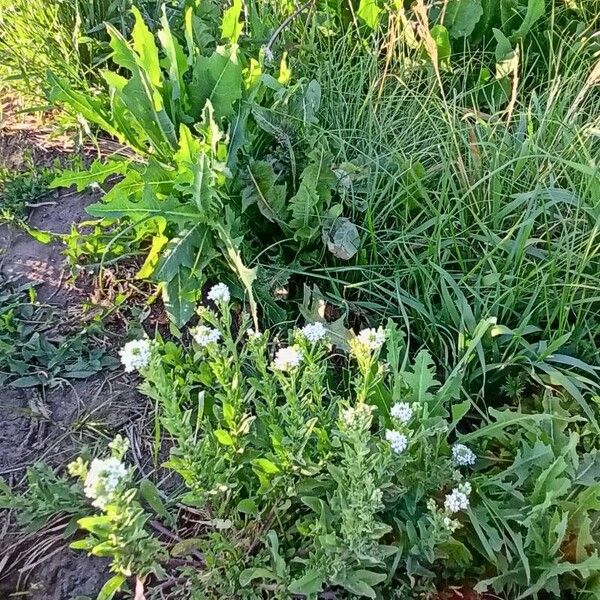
4 285 597 599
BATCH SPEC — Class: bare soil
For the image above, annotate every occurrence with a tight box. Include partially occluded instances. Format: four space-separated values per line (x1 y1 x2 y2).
0 112 143 599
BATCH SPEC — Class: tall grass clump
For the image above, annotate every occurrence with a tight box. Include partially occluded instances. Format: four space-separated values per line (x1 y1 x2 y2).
285 29 600 399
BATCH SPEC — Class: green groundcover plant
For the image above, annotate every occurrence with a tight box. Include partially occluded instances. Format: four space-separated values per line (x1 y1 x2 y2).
5 284 598 599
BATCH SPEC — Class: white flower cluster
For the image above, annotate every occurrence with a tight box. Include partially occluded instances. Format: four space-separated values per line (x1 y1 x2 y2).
452 443 476 466
272 346 303 372
385 429 409 455
84 457 128 509
207 282 230 303
356 327 386 351
444 482 472 514
300 322 328 344
192 325 221 347
119 338 152 373
341 403 374 429
390 402 414 424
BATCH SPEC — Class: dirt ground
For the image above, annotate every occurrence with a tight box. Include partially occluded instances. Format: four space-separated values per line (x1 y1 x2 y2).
0 110 146 599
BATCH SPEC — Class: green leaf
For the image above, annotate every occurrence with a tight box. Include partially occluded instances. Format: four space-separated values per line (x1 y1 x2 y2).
288 570 324 596
190 45 243 121
357 0 382 29
158 5 189 121
154 224 215 283
214 429 235 446
402 350 440 405
237 498 258 515
87 187 200 227
252 458 280 474
511 0 545 40
242 160 287 223
323 217 360 260
47 73 121 141
239 567 277 587
51 159 128 192
289 147 335 241
162 268 200 326
96 575 126 600
139 479 172 523
430 25 451 69
221 0 243 44
443 0 484 38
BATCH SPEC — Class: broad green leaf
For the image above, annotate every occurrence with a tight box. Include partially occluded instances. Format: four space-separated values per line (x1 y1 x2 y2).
402 350 440 405
130 6 162 88
221 0 243 44
139 479 172 523
87 188 200 227
214 429 235 445
236 498 258 515
158 5 189 121
163 267 200 326
444 0 484 38
106 23 177 155
242 160 287 223
190 45 243 121
430 25 451 69
288 570 324 596
289 147 335 241
252 458 280 474
357 0 382 29
324 217 360 260
137 233 169 279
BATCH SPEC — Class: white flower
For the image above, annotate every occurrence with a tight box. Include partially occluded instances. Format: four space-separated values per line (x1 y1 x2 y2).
444 488 470 514
341 403 373 429
356 327 386 351
84 457 128 509
207 282 230 303
443 516 459 532
192 325 221 347
458 481 472 496
390 402 414 424
452 443 476 466
300 322 328 344
118 338 152 373
272 346 303 371
385 429 409 454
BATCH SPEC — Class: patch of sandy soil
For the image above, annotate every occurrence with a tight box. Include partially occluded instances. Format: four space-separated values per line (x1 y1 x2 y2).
0 110 146 599
0 186 101 304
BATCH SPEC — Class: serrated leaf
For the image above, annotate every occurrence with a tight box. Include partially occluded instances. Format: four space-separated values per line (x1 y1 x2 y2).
511 0 545 40
402 350 440 404
51 159 128 192
154 224 215 283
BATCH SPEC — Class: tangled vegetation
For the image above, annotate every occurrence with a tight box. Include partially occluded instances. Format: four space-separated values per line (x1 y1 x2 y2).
1 1 599 599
